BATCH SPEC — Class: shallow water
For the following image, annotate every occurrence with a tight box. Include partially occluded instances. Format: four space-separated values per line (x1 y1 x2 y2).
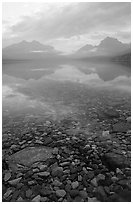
2 60 131 127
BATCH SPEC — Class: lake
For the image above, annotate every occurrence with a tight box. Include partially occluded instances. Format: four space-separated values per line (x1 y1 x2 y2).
2 60 131 133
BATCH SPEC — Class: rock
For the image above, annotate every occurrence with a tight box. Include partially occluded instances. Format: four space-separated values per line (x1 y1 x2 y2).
32 195 41 202
95 186 107 201
88 197 99 202
91 178 98 187
51 166 63 177
69 189 79 198
40 197 48 202
60 162 70 167
38 164 47 171
65 183 72 192
8 147 53 167
101 131 111 140
126 116 131 123
37 171 50 177
78 175 82 182
56 190 66 198
4 171 11 182
53 180 62 187
71 181 79 189
116 168 123 174
74 196 84 202
17 196 24 202
52 147 59 155
43 137 53 145
104 109 120 118
3 188 13 199
26 189 33 198
111 176 119 182
8 177 22 186
35 140 43 145
113 122 131 133
96 174 105 182
101 152 130 170
87 171 94 179
79 190 88 199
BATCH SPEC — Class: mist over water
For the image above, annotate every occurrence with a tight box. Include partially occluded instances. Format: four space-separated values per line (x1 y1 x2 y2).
3 60 130 124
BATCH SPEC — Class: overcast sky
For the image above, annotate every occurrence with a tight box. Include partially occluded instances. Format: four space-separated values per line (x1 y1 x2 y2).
3 2 131 53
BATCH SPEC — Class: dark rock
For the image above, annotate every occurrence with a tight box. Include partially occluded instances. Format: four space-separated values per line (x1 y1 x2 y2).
101 152 130 170
95 186 107 201
113 122 131 133
69 189 79 198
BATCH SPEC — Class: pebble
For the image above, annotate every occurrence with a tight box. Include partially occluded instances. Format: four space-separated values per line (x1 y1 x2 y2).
3 189 13 199
32 195 41 202
52 147 59 155
8 177 22 186
4 171 11 182
91 178 98 187
53 179 62 187
71 181 79 189
52 166 63 177
56 190 66 197
38 164 47 171
96 173 105 182
37 172 50 177
26 189 33 198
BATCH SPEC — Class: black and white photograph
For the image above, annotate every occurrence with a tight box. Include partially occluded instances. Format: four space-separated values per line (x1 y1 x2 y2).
2 1 131 202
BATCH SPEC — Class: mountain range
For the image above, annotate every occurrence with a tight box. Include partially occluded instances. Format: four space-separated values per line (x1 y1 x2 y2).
2 37 131 61
74 37 130 58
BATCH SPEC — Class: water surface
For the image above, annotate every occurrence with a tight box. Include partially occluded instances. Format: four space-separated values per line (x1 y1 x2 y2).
3 60 131 131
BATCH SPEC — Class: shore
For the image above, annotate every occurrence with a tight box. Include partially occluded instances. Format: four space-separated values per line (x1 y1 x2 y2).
2 112 131 202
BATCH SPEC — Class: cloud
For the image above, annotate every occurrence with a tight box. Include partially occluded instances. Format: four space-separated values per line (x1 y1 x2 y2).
3 2 131 50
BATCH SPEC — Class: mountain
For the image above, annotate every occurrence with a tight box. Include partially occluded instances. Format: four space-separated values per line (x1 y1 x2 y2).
74 37 131 58
2 40 61 60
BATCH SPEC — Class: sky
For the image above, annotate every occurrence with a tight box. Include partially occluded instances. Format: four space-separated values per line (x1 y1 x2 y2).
2 2 131 53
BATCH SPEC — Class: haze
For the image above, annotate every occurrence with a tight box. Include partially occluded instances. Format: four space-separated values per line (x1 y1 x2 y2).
3 2 131 53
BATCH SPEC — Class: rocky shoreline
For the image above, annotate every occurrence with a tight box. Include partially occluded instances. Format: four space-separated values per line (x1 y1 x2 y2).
2 117 131 202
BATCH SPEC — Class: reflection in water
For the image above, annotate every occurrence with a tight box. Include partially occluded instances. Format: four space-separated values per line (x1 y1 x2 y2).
2 60 131 122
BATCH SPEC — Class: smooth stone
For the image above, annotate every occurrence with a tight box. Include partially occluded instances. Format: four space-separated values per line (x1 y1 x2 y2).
32 195 41 202
71 181 79 189
87 171 94 179
91 178 98 187
40 197 48 202
60 162 70 167
37 172 50 177
53 180 62 187
52 166 63 177
69 190 79 198
3 188 13 199
52 147 59 155
78 175 82 181
8 147 53 168
88 197 99 202
56 190 66 197
8 177 22 186
26 189 33 198
95 186 107 201
96 173 105 182
38 164 47 171
79 190 88 199
4 171 11 182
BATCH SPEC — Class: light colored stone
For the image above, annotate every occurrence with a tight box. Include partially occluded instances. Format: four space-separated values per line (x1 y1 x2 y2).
72 181 79 189
8 177 22 186
56 190 66 197
4 171 11 182
37 172 50 177
32 195 41 202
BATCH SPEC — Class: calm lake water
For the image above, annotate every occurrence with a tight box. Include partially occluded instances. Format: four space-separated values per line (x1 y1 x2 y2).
2 60 131 129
